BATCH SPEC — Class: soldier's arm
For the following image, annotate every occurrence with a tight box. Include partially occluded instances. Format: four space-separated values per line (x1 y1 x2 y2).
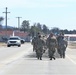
46 38 49 47
55 39 58 48
31 39 34 45
64 40 68 47
63 41 67 51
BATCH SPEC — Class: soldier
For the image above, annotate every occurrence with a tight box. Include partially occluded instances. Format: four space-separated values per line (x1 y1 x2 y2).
41 35 47 53
46 32 57 60
58 37 68 58
36 35 45 60
57 32 68 58
31 32 41 52
31 36 37 52
57 32 64 55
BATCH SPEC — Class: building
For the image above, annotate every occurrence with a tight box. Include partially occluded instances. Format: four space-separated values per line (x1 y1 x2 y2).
0 30 30 42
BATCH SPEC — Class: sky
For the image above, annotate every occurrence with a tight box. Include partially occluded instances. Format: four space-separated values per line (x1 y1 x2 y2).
0 0 76 30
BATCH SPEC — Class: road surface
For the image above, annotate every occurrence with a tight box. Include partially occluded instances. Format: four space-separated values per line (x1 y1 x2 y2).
0 43 76 75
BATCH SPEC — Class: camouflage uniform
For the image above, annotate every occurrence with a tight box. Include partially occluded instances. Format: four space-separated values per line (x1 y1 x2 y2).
46 33 57 60
36 35 45 60
58 38 68 58
32 32 41 52
57 34 64 55
57 32 68 58
32 37 36 51
41 36 47 53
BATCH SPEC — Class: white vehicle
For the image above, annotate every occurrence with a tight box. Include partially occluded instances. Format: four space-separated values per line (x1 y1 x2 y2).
7 36 21 47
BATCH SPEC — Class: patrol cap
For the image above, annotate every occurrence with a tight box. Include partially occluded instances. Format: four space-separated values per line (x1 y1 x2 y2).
36 32 40 37
38 35 41 38
37 32 40 35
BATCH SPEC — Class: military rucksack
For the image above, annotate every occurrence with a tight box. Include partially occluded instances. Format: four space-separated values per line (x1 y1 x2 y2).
58 39 67 49
49 37 56 47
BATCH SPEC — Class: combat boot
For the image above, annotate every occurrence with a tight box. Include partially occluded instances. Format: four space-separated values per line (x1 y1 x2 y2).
63 55 65 58
50 58 52 60
40 57 42 60
37 56 39 59
53 57 56 60
60 55 62 58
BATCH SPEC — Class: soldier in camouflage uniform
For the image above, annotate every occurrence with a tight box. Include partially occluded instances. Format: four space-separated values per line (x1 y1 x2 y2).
32 32 41 52
32 36 37 52
57 32 68 58
36 35 45 60
41 35 47 53
46 33 57 60
57 32 64 55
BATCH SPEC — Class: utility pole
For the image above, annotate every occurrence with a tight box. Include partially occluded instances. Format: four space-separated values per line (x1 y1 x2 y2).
16 17 22 30
3 7 10 37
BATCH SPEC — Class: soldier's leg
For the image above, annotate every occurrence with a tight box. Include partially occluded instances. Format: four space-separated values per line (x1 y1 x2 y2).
36 50 39 59
36 48 42 60
63 49 66 58
49 50 53 60
39 49 43 60
58 48 62 57
40 54 42 60
57 48 60 54
33 45 35 51
59 48 63 58
52 50 56 60
50 47 56 60
48 49 50 58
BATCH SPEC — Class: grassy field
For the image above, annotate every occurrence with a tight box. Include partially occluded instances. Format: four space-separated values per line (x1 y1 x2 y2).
0 42 6 46
68 41 76 49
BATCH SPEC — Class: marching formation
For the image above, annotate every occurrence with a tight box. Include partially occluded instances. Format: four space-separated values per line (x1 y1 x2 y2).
32 32 68 60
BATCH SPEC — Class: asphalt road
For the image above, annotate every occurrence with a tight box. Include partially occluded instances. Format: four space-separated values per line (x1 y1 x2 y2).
0 43 76 75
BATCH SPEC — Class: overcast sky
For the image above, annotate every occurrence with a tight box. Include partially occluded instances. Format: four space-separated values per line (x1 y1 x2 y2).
0 0 76 30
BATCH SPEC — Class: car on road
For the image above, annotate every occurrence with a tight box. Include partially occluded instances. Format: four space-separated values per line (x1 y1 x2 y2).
7 36 21 47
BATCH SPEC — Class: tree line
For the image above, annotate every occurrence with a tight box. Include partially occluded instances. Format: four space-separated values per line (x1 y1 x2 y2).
0 16 76 37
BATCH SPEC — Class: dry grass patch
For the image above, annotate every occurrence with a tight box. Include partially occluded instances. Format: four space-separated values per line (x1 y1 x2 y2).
68 41 76 49
0 42 6 46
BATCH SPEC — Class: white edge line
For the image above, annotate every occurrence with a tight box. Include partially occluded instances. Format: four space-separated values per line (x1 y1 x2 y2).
66 55 76 65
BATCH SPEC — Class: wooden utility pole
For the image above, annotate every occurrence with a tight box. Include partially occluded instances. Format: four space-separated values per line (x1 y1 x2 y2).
16 17 22 30
3 7 10 37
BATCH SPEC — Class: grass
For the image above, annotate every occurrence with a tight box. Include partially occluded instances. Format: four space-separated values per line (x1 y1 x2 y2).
0 42 6 46
68 42 76 49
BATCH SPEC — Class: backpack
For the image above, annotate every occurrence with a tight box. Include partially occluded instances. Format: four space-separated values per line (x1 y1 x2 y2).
49 37 56 47
58 39 66 49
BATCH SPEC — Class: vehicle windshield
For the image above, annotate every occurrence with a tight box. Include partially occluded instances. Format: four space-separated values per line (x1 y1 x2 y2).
9 38 20 40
